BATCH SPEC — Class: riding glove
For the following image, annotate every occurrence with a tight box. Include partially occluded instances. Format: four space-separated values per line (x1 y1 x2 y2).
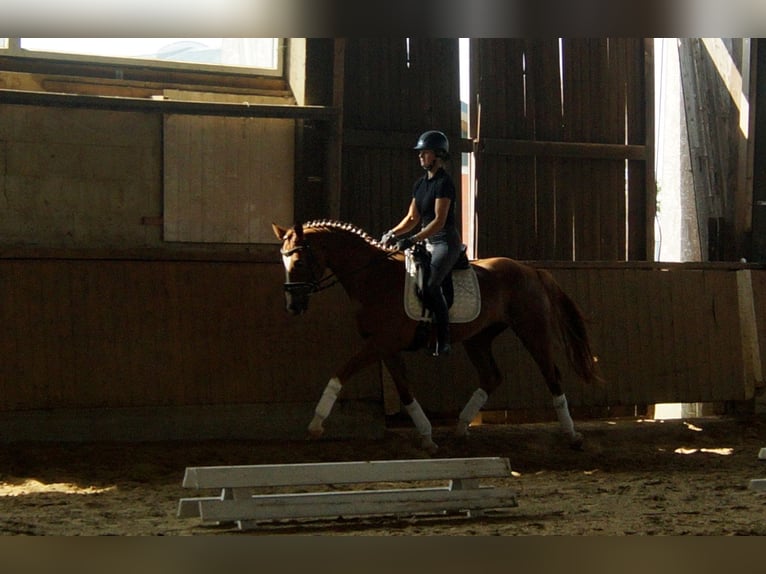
380 229 397 247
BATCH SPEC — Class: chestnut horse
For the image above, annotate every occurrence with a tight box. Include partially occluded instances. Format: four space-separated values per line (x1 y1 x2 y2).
273 220 600 453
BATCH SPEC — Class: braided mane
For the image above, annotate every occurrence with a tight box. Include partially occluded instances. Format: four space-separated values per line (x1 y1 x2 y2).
302 219 396 252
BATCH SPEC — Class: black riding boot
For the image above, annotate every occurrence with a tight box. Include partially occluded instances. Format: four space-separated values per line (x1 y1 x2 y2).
430 290 451 357
434 315 451 357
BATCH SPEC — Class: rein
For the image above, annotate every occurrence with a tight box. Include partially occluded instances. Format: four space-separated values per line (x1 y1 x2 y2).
281 243 400 297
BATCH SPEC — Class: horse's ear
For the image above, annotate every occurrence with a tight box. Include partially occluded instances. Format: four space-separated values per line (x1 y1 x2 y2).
272 223 289 240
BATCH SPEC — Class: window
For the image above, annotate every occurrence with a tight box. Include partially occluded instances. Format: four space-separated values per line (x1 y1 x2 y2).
0 38 282 77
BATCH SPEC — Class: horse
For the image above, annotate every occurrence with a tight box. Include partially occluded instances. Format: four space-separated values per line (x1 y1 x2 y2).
272 219 601 453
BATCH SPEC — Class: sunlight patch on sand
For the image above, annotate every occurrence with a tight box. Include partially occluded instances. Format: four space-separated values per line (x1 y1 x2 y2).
674 447 734 456
0 478 116 496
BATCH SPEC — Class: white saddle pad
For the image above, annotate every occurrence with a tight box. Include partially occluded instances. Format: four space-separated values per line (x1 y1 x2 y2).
404 251 481 323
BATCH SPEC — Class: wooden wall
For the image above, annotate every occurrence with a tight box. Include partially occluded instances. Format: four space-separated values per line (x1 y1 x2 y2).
0 254 382 440
340 38 463 238
0 105 162 249
163 90 295 244
0 257 761 441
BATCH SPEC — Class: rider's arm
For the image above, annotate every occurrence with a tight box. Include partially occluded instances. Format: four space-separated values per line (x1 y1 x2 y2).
389 198 420 237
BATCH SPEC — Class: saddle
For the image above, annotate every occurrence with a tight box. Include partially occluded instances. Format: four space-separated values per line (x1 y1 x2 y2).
403 243 481 323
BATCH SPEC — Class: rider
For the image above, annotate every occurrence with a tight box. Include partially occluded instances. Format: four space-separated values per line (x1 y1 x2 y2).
381 130 463 357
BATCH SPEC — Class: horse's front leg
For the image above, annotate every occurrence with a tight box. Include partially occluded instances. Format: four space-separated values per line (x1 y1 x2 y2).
307 340 381 439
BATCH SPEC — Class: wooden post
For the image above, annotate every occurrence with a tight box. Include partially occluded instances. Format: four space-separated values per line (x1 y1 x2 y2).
737 269 763 400
679 38 714 261
644 38 657 262
326 38 345 220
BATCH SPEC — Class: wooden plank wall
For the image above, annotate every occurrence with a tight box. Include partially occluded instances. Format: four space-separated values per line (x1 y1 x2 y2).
340 38 462 238
472 38 650 261
678 38 752 261
163 91 295 244
0 105 161 248
0 257 761 439
0 256 379 412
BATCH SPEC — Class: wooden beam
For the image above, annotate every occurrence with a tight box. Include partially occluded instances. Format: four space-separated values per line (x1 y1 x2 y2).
344 128 472 153
679 38 713 260
738 38 757 259
480 138 646 160
737 269 763 397
344 129 644 160
0 88 337 121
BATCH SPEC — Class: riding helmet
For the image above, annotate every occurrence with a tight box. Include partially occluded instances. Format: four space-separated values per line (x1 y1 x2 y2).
413 130 449 159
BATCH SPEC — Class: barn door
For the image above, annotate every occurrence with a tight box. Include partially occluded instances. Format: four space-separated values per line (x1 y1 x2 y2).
469 38 653 262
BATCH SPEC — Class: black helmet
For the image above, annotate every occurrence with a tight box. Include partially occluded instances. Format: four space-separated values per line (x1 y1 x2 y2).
413 130 449 159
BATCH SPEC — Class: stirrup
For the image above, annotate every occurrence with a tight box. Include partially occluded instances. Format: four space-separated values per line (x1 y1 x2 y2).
433 340 451 357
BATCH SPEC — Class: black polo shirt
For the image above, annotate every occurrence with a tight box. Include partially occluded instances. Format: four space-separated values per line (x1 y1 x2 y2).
412 168 457 232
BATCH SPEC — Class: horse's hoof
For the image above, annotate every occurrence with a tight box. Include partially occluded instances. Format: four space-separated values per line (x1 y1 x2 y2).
307 423 325 439
454 421 470 437
421 437 439 454
569 432 584 450
307 415 326 439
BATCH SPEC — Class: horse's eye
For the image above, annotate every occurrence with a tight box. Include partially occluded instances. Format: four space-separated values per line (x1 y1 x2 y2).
294 259 305 268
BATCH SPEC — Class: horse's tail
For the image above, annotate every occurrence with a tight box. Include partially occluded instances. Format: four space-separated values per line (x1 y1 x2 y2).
538 269 602 384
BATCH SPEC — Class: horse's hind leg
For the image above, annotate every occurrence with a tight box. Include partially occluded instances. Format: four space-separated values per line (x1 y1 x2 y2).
516 325 583 449
382 354 438 454
457 325 507 437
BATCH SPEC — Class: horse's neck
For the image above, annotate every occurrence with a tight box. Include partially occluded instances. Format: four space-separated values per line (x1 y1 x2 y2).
324 241 382 277
321 235 391 296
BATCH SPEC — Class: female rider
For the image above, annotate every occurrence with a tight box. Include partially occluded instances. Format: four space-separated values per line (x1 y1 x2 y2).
381 130 462 357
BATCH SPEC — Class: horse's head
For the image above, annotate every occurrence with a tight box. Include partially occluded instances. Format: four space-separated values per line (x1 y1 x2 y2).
272 222 326 314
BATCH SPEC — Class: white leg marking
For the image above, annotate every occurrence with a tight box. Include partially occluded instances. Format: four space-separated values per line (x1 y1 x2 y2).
553 393 582 446
308 377 342 438
404 399 438 453
455 388 488 436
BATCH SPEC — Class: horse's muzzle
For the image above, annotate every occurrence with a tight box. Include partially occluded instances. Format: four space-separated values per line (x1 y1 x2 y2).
283 282 314 314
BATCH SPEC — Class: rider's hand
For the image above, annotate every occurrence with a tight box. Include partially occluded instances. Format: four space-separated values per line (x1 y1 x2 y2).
380 230 396 247
396 237 415 251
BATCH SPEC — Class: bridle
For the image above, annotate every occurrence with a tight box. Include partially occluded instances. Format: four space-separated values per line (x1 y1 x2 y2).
280 243 337 298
